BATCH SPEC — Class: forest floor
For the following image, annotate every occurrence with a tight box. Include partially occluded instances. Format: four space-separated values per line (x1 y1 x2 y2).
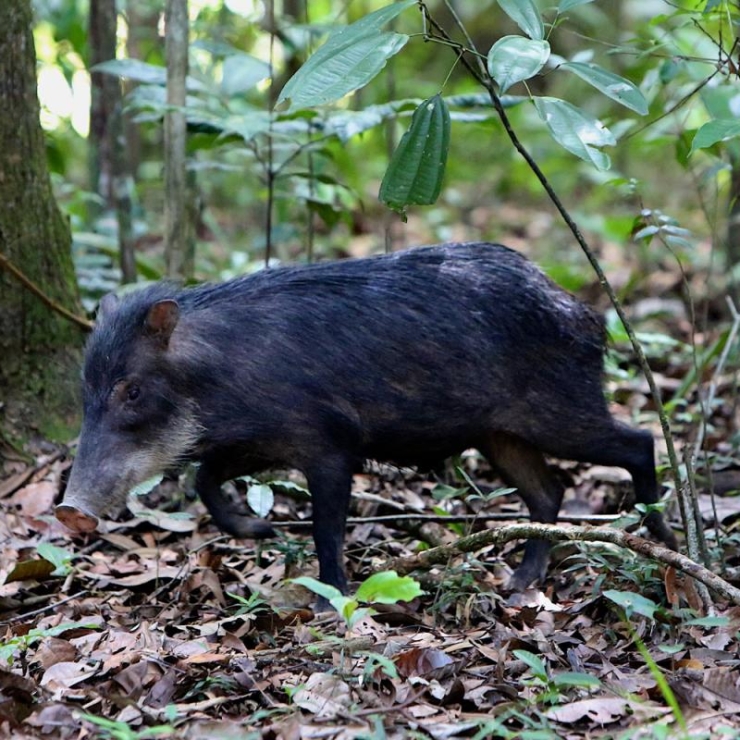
1 239 740 740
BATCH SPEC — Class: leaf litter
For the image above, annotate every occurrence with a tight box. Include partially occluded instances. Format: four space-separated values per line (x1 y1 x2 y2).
1 305 740 739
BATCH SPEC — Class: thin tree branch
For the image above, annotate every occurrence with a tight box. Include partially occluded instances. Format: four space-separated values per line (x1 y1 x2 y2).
0 251 93 331
266 511 629 529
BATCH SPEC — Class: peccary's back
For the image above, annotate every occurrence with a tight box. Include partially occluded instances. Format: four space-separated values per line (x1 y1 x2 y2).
89 243 608 464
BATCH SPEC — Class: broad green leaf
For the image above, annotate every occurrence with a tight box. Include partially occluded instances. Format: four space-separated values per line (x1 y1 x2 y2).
561 62 648 114
37 543 73 575
497 0 544 41
291 576 344 602
690 119 740 154
276 0 416 112
379 94 450 215
181 110 272 142
533 96 615 170
247 483 274 517
551 672 601 689
604 590 658 619
93 59 206 92
487 36 550 93
221 54 270 96
355 571 423 604
558 0 595 11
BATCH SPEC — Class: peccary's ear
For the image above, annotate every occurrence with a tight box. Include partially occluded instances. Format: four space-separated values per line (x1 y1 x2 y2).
98 293 118 320
145 299 180 346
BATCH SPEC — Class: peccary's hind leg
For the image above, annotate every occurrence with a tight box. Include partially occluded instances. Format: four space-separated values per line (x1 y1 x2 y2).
565 424 677 551
479 432 565 591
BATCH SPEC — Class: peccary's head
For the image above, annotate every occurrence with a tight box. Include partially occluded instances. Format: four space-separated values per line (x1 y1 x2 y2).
56 290 201 532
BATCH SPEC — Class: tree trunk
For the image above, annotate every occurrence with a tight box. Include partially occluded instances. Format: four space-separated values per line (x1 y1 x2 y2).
89 0 119 206
0 0 84 441
164 0 194 280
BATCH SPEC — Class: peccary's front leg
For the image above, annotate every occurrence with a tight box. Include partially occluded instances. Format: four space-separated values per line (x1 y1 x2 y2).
195 460 275 539
304 454 356 595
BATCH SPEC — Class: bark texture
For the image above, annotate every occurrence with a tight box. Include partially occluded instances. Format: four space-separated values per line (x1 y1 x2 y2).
164 0 193 280
0 0 83 439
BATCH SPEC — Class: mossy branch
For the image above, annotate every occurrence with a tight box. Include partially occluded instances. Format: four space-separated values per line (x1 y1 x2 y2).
388 522 740 606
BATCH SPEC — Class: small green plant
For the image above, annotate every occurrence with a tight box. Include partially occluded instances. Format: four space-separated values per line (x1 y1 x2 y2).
360 651 399 683
562 541 667 598
605 594 689 736
292 570 423 629
0 621 99 666
514 649 601 706
226 589 272 617
79 713 176 740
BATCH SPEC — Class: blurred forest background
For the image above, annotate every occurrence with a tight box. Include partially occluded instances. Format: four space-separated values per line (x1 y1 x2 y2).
2 0 739 442
1 0 738 425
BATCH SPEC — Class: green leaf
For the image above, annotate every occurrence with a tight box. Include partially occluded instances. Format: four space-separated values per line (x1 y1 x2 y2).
512 650 547 679
291 576 344 602
276 0 417 112
36 543 73 576
379 94 450 215
487 36 550 93
558 0 595 11
128 474 164 497
355 571 423 604
684 616 730 627
604 590 658 619
337 597 358 622
217 112 273 143
93 58 206 92
221 54 271 96
551 672 601 689
690 119 740 154
247 483 274 517
533 96 615 170
361 652 399 680
497 0 545 41
561 62 648 114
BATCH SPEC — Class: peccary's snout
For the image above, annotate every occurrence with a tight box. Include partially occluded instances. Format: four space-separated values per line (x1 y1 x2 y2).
55 421 153 534
55 503 100 532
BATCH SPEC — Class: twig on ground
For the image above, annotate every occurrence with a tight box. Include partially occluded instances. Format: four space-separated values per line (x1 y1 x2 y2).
0 590 90 625
388 522 740 606
266 512 626 529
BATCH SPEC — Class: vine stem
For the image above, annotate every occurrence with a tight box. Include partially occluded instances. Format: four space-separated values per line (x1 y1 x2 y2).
0 251 92 331
419 3 703 590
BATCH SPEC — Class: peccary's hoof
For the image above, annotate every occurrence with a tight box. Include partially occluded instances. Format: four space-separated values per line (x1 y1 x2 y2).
505 558 547 592
504 570 538 593
55 505 100 533
229 516 275 539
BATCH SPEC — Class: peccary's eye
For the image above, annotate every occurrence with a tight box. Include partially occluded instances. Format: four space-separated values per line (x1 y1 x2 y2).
126 384 141 402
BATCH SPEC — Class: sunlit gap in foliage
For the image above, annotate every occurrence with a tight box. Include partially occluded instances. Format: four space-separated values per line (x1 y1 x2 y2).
34 24 89 136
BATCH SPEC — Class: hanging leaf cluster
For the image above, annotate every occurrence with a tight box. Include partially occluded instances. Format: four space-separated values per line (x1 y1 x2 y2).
272 0 654 213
